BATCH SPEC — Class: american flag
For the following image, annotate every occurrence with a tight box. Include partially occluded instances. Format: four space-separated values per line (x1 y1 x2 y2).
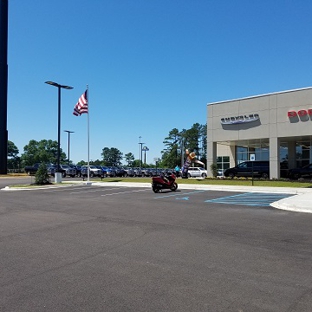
73 90 88 116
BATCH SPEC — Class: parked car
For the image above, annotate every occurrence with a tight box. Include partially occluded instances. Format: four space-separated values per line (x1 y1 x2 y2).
68 164 81 177
97 166 108 178
124 167 135 177
24 163 55 176
288 163 312 179
141 168 152 177
59 164 76 178
106 167 117 177
217 169 224 177
187 167 208 178
47 165 56 177
149 168 159 177
133 167 142 177
164 168 175 176
24 163 42 175
223 161 270 179
115 167 126 177
81 165 102 178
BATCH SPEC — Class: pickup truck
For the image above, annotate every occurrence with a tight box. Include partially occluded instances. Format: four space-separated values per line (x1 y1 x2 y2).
59 164 76 177
81 165 102 178
24 163 55 176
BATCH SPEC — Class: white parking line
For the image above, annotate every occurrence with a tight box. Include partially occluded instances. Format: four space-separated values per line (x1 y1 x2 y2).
69 187 124 194
101 189 150 197
154 190 207 199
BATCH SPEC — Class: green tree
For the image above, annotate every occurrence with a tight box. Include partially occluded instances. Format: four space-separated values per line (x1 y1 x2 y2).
183 123 201 154
199 123 207 164
8 140 19 158
160 150 174 168
90 159 102 166
7 140 20 169
162 128 182 167
131 159 141 167
161 124 207 167
184 123 207 163
21 139 66 166
124 152 135 166
101 147 123 166
77 160 87 166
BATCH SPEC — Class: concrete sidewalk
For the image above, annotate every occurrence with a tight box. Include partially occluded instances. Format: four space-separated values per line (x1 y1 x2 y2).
270 192 312 213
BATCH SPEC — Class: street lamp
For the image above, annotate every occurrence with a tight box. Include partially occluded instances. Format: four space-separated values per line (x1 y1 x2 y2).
64 130 74 165
45 81 73 180
142 146 149 164
138 136 145 168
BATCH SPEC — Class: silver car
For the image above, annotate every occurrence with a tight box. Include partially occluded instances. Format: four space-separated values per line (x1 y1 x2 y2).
187 167 208 178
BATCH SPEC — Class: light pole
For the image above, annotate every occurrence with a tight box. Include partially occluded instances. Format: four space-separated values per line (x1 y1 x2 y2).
45 81 73 181
64 130 74 165
154 157 160 175
138 136 145 168
142 146 149 164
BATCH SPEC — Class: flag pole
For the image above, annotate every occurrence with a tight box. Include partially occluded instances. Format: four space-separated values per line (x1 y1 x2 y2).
87 84 90 182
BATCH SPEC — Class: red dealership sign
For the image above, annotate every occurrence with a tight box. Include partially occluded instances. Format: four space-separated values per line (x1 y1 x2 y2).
288 109 312 118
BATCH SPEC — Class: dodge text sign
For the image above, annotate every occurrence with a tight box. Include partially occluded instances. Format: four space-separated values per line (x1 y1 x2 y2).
288 109 312 118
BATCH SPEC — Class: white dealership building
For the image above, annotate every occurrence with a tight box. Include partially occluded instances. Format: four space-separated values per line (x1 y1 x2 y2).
207 87 312 179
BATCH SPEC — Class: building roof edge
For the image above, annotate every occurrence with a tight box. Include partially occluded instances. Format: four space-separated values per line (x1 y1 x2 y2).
207 86 312 106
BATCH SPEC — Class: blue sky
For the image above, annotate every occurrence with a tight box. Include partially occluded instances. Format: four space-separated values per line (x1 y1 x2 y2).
7 0 312 164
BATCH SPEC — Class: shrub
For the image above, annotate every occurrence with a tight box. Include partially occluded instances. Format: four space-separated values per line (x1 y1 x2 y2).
35 163 51 185
210 163 218 178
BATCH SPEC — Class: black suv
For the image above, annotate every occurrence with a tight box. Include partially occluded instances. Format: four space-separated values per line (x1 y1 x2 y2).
224 161 269 179
288 163 312 179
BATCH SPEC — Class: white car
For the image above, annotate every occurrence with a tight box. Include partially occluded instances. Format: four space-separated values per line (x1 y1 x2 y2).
187 167 207 178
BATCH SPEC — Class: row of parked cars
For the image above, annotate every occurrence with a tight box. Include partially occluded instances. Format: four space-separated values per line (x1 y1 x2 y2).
37 164 208 179
76 166 209 178
27 161 312 180
78 166 178 178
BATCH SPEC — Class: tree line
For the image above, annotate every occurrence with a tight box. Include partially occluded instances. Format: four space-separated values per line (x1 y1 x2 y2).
7 123 206 170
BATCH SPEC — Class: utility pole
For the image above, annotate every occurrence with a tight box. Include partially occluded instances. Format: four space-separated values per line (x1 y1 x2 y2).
0 0 8 174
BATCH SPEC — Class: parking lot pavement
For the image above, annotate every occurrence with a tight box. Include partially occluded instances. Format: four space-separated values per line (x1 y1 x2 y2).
1 185 312 311
92 181 312 213
3 178 312 213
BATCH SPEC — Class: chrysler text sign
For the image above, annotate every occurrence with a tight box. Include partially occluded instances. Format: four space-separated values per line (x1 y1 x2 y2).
220 114 259 125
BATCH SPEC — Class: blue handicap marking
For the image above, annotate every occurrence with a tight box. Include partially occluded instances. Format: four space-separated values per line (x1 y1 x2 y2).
205 192 294 207
176 197 189 200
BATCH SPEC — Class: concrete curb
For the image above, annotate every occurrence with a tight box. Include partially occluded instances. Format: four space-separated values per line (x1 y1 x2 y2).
270 192 312 213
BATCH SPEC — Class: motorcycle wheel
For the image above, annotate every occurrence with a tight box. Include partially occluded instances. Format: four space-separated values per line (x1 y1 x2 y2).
170 182 178 191
152 185 160 193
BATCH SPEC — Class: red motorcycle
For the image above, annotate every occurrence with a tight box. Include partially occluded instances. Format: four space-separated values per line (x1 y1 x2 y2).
152 173 178 193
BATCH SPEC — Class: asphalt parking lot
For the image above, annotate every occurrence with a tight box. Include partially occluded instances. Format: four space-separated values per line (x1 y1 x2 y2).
1 180 312 311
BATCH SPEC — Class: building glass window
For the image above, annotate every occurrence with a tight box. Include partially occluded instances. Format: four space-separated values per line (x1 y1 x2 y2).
236 146 248 164
236 141 269 164
296 140 311 167
217 156 230 175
